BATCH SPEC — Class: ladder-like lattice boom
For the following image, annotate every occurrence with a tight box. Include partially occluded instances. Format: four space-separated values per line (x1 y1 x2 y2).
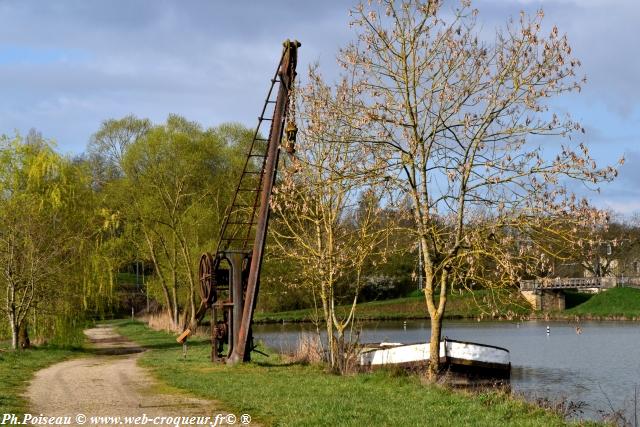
223 40 300 364
215 58 285 253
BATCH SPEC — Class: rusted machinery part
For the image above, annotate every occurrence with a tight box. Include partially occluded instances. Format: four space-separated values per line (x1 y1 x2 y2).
284 120 297 154
198 252 217 305
211 319 227 360
213 321 228 342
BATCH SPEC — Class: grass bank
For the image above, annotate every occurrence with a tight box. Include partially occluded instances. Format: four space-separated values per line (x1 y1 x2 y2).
0 344 79 414
255 289 532 323
116 320 583 427
564 287 640 319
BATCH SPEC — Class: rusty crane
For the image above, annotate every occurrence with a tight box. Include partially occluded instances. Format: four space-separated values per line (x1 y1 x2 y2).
194 40 300 364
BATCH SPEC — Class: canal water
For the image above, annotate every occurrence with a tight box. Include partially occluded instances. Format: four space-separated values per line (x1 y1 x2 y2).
254 319 640 422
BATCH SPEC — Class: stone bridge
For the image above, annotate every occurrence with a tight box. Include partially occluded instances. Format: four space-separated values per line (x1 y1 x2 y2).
519 276 640 311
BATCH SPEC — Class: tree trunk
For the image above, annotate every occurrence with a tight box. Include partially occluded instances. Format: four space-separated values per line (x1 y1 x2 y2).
319 282 336 368
176 236 198 329
336 330 345 373
19 321 30 349
170 239 179 327
428 314 442 380
189 291 197 328
142 230 174 320
325 313 334 367
171 286 179 327
9 315 19 351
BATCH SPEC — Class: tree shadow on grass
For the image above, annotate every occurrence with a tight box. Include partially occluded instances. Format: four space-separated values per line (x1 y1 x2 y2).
251 359 309 369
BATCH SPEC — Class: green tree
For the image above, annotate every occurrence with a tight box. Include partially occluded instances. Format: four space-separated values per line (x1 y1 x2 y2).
0 134 94 350
87 115 151 187
114 116 252 328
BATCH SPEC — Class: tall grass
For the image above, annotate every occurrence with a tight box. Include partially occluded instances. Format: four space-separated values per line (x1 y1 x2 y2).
145 312 181 333
290 333 324 364
143 311 213 338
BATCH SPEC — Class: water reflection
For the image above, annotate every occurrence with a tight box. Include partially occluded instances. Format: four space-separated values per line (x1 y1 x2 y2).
254 319 640 421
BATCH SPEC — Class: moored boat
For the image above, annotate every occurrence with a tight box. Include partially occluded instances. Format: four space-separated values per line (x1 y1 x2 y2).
358 338 510 379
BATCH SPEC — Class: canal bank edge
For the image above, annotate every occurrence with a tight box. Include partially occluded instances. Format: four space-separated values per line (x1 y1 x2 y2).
254 287 640 323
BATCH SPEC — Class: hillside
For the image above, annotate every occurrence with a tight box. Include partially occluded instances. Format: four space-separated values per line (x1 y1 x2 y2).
565 287 640 318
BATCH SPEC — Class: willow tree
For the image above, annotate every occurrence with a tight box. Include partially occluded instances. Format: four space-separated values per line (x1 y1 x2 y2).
0 134 94 350
338 0 619 378
271 70 390 372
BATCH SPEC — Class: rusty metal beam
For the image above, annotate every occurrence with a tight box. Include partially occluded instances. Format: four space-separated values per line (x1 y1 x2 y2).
228 40 300 364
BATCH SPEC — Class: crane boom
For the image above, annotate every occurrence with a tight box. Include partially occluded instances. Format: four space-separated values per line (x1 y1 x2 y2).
196 40 300 364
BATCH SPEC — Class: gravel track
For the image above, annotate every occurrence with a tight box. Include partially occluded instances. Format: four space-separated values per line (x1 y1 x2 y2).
25 325 237 426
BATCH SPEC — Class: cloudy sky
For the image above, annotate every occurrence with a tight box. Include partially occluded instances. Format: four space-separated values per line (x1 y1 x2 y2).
0 0 638 214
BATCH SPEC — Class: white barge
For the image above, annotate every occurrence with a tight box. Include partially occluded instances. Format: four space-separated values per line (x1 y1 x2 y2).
358 338 510 378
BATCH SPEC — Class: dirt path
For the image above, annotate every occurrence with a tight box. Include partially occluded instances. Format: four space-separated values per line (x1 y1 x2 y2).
26 325 238 426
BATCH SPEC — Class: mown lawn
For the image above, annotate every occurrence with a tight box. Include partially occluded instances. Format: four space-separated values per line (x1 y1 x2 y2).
116 320 587 427
255 289 532 323
565 287 640 318
0 344 77 414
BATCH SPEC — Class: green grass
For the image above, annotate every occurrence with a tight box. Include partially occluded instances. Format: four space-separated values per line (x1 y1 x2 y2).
255 289 532 323
115 320 582 427
565 287 640 318
0 344 78 414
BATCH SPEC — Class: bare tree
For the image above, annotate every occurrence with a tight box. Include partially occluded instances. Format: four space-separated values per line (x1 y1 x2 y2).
335 0 619 379
271 70 390 372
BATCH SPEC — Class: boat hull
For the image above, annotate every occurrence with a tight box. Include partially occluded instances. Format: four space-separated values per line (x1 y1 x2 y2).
358 339 510 379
